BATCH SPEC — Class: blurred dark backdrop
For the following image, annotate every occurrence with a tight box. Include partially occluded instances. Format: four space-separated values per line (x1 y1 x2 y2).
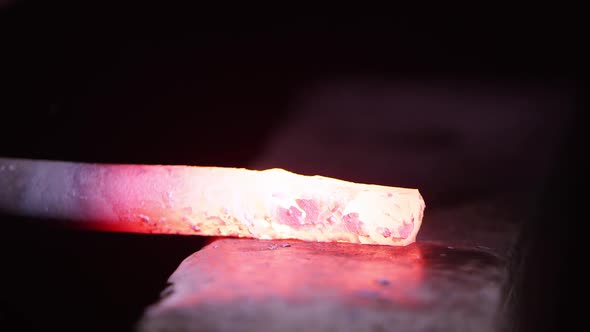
0 2 580 332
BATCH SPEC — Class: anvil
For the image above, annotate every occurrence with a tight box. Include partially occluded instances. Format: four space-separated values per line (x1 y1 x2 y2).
137 238 508 332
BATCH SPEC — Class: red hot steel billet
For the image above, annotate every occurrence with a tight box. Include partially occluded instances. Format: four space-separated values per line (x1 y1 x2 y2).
0 157 425 246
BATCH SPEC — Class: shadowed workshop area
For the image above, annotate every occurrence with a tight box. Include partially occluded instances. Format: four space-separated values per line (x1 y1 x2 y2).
0 3 580 332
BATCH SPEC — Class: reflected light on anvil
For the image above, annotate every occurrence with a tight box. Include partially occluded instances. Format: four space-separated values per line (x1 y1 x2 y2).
161 240 425 309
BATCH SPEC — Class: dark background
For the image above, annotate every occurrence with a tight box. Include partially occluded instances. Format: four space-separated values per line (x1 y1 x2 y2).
0 2 581 331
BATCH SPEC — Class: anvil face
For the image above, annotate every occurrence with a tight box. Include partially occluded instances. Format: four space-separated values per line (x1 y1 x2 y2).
139 239 505 332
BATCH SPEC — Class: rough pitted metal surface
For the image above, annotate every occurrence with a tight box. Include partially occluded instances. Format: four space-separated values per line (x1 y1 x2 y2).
138 239 506 332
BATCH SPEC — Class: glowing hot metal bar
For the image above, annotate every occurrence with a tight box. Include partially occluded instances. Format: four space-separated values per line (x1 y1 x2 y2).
0 157 425 246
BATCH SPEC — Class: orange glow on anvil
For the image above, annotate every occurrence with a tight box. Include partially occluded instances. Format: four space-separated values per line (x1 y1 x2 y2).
150 239 425 311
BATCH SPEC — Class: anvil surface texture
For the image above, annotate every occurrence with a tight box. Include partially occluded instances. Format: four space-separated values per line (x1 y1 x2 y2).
138 240 505 332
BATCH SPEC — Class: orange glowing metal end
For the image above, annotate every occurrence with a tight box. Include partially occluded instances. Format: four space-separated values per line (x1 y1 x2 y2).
0 158 425 246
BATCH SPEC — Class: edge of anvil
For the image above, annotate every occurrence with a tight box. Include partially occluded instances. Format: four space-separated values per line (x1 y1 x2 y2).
137 238 507 332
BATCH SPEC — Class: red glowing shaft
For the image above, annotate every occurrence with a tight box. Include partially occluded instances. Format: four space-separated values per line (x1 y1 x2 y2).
0 157 425 246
